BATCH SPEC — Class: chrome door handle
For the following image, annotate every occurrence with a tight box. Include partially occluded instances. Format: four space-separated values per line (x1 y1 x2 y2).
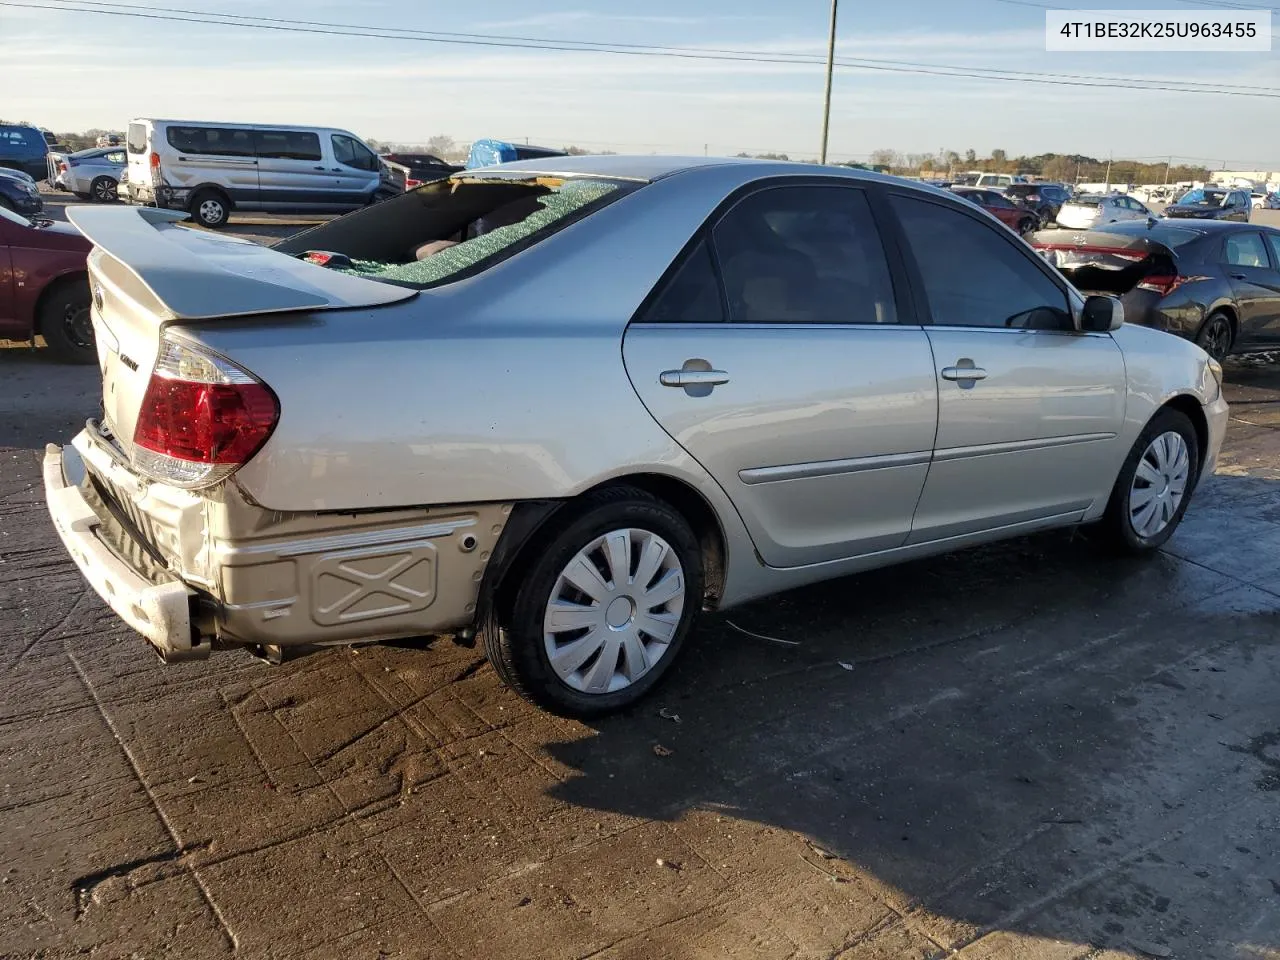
660 369 730 388
941 365 988 382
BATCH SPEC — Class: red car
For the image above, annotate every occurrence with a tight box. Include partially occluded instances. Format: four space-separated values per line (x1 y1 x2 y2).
950 186 1040 236
0 206 93 363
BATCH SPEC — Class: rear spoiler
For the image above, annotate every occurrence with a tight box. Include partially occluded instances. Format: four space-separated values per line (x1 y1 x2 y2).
66 205 415 321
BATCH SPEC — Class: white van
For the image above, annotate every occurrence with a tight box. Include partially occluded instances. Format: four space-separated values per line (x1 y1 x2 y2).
123 119 397 228
974 173 1025 188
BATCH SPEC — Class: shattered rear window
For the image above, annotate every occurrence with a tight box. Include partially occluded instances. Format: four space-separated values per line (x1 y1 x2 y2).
334 178 623 287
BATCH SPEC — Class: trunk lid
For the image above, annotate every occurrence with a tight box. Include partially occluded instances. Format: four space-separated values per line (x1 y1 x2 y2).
1029 228 1178 296
68 205 415 456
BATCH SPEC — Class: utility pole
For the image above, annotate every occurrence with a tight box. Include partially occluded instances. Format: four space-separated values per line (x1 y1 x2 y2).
819 0 838 165
1104 152 1113 191
1164 156 1171 184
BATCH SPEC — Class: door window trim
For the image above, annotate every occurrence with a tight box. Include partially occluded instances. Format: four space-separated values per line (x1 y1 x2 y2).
878 186 1087 335
628 175 925 328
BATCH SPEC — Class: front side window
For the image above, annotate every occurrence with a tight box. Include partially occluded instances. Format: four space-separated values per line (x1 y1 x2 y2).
890 193 1070 330
255 130 322 161
711 185 897 325
166 126 253 157
332 135 377 171
1224 232 1269 268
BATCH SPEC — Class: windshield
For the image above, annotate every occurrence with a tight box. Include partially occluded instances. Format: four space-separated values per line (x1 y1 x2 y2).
1069 196 1104 208
1176 188 1227 207
126 122 147 154
279 176 635 289
0 205 31 228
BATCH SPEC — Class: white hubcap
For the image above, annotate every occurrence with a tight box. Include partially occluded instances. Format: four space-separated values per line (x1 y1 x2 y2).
543 528 685 695
200 200 223 222
1129 431 1190 539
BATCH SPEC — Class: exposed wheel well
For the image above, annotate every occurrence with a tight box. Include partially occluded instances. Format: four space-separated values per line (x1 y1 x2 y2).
1161 394 1209 470
485 474 728 622
32 272 89 337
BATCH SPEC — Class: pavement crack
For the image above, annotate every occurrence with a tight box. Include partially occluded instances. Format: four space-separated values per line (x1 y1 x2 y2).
71 841 211 919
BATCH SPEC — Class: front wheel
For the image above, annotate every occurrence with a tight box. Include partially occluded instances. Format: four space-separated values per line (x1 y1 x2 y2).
481 487 703 717
1099 408 1200 554
1017 218 1036 236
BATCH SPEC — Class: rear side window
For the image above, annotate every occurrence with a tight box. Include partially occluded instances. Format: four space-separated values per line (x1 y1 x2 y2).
127 123 147 154
1224 232 1269 268
255 130 322 161
166 126 254 157
641 239 726 324
0 127 34 149
1264 233 1280 268
711 186 897 324
891 194 1070 330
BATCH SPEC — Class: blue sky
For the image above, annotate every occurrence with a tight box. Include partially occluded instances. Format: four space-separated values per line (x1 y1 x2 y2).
4 0 1280 165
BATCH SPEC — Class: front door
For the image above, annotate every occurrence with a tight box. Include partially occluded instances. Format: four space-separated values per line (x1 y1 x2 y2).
329 135 380 209
0 223 14 334
1222 230 1280 348
623 183 939 568
885 191 1127 543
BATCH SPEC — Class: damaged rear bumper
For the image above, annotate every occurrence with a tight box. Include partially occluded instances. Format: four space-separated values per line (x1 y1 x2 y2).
43 440 207 662
44 424 517 662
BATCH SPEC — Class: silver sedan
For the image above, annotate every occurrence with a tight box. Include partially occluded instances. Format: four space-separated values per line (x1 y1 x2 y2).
45 157 1228 716
57 146 126 201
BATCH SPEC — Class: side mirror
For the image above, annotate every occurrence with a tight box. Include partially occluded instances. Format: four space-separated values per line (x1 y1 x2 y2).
1081 294 1123 332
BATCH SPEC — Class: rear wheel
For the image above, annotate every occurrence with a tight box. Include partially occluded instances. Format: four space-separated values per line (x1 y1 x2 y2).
480 486 703 717
1196 311 1233 361
189 189 231 228
90 176 117 203
1099 408 1199 554
39 277 95 364
1017 217 1036 236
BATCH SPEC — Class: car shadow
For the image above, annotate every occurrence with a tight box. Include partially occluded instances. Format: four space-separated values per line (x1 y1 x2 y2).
541 472 1280 958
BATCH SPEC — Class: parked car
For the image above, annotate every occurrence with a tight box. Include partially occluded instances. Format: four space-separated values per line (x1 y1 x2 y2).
45 158 1228 715
381 152 462 190
0 123 50 181
123 118 396 228
0 205 93 361
0 168 44 216
950 186 1040 234
974 173 1025 188
55 147 127 202
1004 182 1071 224
1251 191 1280 210
1031 218 1280 361
1055 193 1155 230
1163 187 1251 222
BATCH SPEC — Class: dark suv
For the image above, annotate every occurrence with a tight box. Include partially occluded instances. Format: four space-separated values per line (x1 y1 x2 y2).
1005 182 1070 224
1164 187 1252 222
0 124 50 181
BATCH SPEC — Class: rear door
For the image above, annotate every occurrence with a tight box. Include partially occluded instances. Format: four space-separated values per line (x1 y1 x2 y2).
623 182 939 568
885 190 1127 543
163 125 259 207
253 129 333 211
1224 230 1280 346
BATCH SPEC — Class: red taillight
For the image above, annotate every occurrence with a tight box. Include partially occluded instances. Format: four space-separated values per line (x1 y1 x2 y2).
149 151 161 170
1136 273 1184 296
131 338 278 488
405 177 422 189
58 161 67 172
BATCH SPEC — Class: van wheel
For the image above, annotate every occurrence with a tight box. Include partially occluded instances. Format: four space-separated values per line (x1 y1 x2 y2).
39 277 96 364
90 176 117 202
480 486 703 718
190 190 231 228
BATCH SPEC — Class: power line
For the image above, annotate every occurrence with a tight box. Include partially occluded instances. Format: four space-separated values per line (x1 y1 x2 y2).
7 0 1280 100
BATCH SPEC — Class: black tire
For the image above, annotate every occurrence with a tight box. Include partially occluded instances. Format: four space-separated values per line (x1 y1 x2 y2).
89 176 117 203
39 276 95 364
1195 311 1234 362
480 486 703 718
189 189 231 228
1098 408 1200 554
1017 218 1036 236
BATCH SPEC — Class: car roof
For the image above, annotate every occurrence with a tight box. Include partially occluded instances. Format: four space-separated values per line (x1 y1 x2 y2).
460 154 763 182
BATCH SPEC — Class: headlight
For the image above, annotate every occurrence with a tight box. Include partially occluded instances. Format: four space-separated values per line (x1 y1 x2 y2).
1207 357 1224 398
